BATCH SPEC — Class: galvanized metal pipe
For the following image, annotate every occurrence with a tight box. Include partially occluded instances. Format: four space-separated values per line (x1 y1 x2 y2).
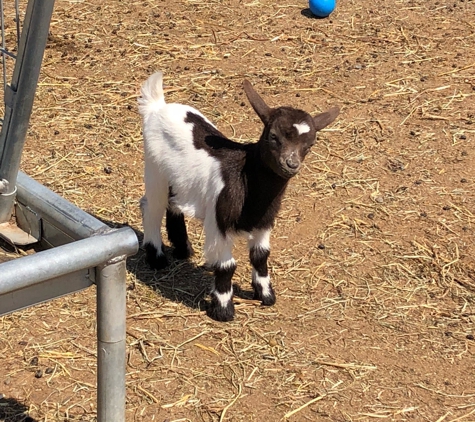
97 259 127 422
15 171 107 240
0 226 138 292
0 0 56 222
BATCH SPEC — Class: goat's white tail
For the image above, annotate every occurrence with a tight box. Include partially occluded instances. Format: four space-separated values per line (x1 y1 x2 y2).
138 71 166 116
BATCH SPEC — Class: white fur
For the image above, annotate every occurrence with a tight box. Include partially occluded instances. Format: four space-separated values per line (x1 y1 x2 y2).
140 72 225 260
143 103 224 221
216 257 236 270
293 122 310 135
212 289 233 308
248 229 271 251
252 270 272 298
204 217 235 267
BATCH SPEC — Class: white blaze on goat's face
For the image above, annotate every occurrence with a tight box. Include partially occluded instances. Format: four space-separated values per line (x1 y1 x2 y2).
293 122 311 135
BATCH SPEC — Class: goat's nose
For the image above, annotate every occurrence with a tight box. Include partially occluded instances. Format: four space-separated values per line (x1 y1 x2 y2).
286 158 299 170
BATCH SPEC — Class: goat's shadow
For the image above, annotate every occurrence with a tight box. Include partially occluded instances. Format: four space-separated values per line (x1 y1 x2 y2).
0 396 38 422
100 218 254 312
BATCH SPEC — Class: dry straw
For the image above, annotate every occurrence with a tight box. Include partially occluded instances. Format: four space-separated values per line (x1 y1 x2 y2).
1 0 474 420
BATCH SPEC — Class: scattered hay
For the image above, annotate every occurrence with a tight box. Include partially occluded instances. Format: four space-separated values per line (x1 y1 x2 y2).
0 0 474 420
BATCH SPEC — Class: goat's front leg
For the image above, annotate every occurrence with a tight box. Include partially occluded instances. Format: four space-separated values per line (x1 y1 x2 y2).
248 229 276 306
204 223 236 321
209 258 236 322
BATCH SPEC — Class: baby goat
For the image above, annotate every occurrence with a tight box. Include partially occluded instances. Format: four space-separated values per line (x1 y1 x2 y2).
138 71 339 322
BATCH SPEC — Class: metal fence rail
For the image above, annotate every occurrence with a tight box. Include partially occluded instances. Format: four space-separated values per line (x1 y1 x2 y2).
0 1 139 421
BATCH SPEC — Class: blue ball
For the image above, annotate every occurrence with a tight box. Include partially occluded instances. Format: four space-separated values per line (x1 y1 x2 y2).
309 0 336 17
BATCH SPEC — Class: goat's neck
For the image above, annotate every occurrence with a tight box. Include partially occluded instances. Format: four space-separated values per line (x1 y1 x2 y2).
226 144 289 232
247 144 289 200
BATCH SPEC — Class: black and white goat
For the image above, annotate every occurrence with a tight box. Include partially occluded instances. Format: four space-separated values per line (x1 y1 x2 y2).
138 71 339 321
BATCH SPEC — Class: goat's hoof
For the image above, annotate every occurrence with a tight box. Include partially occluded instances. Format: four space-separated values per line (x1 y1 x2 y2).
144 243 169 270
207 298 235 322
254 288 276 307
172 241 194 260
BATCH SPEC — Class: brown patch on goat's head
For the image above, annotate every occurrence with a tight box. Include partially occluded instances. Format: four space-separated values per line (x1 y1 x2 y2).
243 80 340 179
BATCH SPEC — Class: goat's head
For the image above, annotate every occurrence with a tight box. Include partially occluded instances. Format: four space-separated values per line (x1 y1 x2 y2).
244 80 339 179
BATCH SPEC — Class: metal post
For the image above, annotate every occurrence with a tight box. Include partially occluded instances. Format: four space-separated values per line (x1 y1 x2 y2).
97 259 127 422
0 0 56 222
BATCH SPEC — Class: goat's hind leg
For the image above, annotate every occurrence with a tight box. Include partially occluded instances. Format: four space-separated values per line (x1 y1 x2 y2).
166 209 194 260
248 229 276 306
141 179 169 270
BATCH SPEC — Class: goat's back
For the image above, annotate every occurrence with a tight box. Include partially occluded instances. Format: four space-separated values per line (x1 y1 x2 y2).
140 78 227 220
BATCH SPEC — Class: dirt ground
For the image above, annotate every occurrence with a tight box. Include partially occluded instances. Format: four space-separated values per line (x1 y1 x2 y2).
1 0 475 421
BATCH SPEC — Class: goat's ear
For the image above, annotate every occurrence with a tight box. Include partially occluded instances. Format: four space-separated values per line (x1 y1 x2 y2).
243 80 271 124
313 107 340 131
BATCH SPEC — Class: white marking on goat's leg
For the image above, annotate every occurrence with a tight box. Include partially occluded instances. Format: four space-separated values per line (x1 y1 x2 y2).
248 229 271 251
213 288 233 309
252 270 272 298
248 229 276 306
293 122 311 135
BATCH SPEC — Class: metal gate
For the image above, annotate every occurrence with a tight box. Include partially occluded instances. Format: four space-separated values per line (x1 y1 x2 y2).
0 1 139 421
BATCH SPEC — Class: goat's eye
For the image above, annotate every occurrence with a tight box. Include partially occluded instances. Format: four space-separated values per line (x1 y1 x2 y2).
269 133 281 146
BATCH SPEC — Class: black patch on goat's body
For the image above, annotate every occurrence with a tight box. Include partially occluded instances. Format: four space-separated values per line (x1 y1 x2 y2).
233 159 287 233
185 111 290 236
213 264 237 293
